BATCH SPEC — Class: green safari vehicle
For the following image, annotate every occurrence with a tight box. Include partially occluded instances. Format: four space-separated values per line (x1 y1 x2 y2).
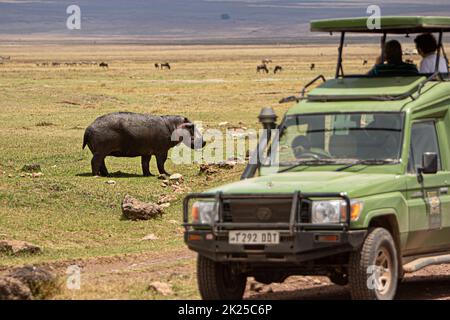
183 16 450 300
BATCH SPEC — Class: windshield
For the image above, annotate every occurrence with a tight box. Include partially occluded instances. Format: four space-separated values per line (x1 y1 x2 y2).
266 112 404 170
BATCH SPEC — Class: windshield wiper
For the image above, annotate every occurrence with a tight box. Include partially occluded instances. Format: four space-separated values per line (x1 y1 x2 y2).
335 159 399 172
278 159 338 173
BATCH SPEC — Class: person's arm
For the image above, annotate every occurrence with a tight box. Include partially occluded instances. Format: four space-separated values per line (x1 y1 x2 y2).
418 57 429 73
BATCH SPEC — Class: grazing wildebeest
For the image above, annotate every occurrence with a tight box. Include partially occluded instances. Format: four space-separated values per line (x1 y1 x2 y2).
154 63 160 69
257 64 269 74
83 112 206 177
274 65 283 74
363 60 368 66
160 62 171 70
310 63 315 71
99 62 109 69
52 62 60 66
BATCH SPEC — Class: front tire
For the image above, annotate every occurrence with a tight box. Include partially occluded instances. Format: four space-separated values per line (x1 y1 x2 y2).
197 255 247 300
348 228 398 300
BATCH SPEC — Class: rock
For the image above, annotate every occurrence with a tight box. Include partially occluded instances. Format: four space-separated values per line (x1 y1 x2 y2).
7 174 13 178
8 266 61 299
160 180 169 188
227 156 246 164
298 276 309 283
0 240 42 256
249 282 264 292
106 180 116 185
0 277 32 300
157 194 177 205
21 164 41 173
172 184 188 194
148 281 173 296
122 195 164 220
218 160 237 169
140 234 159 241
169 173 183 181
199 164 218 175
31 172 43 178
260 286 273 294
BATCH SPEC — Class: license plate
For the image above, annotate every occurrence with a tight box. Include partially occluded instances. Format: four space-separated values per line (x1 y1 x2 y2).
229 231 280 245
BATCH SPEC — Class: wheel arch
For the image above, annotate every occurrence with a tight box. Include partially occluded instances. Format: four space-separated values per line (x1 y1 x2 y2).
366 212 403 279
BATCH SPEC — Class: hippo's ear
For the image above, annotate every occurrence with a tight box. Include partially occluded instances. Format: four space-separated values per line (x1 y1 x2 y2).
177 123 194 136
179 122 194 129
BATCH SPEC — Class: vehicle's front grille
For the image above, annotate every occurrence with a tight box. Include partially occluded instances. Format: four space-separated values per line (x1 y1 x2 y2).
221 198 311 224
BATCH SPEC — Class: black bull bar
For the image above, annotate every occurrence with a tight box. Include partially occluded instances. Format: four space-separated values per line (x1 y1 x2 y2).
183 192 352 235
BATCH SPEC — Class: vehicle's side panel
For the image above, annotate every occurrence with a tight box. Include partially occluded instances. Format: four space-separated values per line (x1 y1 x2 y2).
405 117 450 255
358 192 408 247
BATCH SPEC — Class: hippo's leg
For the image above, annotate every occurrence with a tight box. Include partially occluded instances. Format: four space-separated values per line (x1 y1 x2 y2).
141 155 153 177
156 152 169 175
91 154 106 176
100 158 109 177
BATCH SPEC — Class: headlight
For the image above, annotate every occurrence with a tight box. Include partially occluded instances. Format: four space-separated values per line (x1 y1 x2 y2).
192 201 218 225
312 200 363 224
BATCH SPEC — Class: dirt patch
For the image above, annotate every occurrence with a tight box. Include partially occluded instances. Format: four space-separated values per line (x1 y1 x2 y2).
246 264 450 300
1 249 448 299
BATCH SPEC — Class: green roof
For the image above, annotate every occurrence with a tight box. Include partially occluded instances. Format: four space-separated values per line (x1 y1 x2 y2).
307 76 426 101
286 79 450 116
311 16 450 33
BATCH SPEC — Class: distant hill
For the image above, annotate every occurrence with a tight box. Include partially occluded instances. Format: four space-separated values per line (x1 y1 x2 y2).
1 0 450 44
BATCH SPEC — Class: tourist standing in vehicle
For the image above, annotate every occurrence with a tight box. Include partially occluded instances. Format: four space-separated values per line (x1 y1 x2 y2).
414 33 448 73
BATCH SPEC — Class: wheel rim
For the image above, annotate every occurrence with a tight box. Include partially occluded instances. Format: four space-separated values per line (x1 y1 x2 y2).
375 247 393 296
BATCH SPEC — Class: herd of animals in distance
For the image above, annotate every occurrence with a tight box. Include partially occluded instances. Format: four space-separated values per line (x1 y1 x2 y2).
0 49 420 73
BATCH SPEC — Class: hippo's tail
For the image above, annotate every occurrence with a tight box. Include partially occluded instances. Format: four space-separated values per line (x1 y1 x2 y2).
82 129 90 150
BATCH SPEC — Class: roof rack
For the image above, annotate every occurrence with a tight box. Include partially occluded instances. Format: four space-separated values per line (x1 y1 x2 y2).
307 72 446 102
279 75 326 104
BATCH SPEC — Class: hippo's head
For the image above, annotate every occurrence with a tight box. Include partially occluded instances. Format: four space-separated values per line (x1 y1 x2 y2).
171 117 206 150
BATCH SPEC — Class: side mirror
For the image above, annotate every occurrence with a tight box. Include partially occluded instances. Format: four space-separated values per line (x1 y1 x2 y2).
421 152 438 174
417 152 438 183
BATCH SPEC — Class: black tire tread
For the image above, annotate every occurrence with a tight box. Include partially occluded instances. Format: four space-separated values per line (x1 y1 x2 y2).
197 254 246 300
348 227 398 300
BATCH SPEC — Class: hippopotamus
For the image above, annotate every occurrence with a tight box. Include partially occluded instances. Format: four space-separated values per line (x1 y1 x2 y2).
82 112 205 176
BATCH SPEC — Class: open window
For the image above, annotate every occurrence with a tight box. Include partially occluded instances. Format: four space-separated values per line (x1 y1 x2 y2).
408 121 442 173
